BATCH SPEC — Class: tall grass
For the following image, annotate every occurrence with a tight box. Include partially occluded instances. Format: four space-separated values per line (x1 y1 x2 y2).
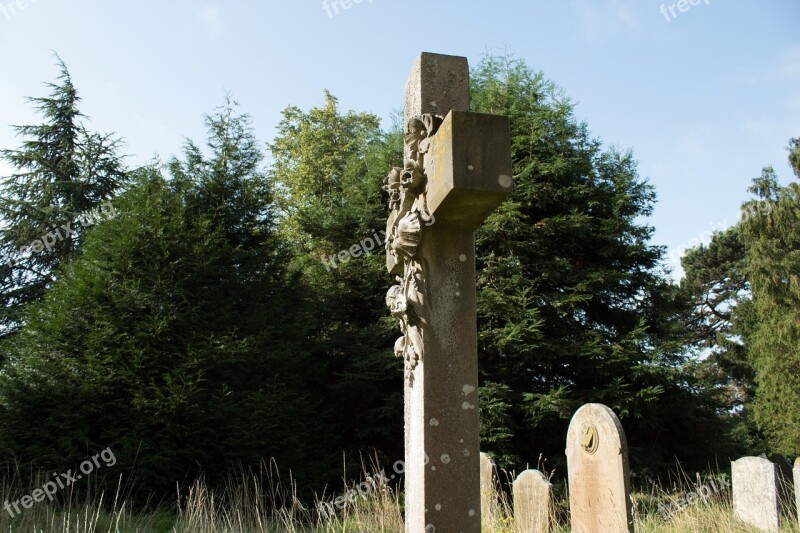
1 460 798 532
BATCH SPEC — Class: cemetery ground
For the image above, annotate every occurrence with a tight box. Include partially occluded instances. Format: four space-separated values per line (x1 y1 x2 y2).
1 460 798 532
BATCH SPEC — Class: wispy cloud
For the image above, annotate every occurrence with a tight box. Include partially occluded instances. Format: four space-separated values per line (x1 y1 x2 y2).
571 0 642 41
198 5 224 36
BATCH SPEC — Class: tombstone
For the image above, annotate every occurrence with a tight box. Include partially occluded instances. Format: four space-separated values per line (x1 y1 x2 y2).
770 453 796 518
795 458 800 528
384 52 513 533
731 456 781 531
565 403 634 533
513 469 553 533
480 452 497 518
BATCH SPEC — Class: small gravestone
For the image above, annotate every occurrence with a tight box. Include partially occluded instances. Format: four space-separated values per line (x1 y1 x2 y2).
480 452 496 518
732 456 781 531
770 453 797 518
795 458 800 528
566 403 634 533
513 469 553 533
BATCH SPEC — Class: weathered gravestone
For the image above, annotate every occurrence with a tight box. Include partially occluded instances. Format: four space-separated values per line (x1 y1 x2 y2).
513 469 553 533
566 403 634 533
480 452 497 518
770 453 797 519
732 456 781 531
384 52 513 533
795 458 800 528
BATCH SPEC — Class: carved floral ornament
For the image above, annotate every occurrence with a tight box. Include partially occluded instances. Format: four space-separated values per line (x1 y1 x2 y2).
383 114 442 383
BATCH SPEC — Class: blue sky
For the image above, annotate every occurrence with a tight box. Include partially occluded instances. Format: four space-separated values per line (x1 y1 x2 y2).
1 0 798 278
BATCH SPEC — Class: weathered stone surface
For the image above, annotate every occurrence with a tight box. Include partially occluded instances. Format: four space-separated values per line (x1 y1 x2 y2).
566 403 634 533
732 456 781 531
480 452 496 518
513 469 552 533
770 453 797 518
795 458 800 528
386 52 512 533
404 52 470 124
425 110 513 225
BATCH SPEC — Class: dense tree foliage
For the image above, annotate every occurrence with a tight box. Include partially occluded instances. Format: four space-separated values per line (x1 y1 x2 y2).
268 92 404 465
0 102 336 500
469 56 732 475
0 56 796 509
680 139 800 456
738 140 800 454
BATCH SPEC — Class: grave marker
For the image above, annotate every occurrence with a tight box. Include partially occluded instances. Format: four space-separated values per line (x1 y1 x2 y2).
513 469 553 533
565 403 634 533
384 52 513 533
732 456 781 531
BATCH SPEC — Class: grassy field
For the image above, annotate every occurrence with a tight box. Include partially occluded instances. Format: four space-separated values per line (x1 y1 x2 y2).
1 462 798 532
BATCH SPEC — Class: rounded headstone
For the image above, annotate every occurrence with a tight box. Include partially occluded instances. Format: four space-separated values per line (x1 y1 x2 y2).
513 469 552 533
566 403 633 533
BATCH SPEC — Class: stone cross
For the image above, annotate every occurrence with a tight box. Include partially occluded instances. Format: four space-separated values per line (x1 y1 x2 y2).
732 456 781 531
384 52 513 533
513 469 553 533
565 403 634 533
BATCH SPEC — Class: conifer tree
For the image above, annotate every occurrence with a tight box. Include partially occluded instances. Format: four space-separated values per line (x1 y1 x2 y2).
0 57 125 336
739 138 800 454
470 55 728 473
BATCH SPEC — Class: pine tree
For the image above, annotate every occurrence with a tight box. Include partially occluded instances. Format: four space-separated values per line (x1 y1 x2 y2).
739 138 800 454
680 227 767 454
0 57 125 337
470 55 729 474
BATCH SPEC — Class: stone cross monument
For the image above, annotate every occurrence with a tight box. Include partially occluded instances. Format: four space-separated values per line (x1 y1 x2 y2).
384 52 513 533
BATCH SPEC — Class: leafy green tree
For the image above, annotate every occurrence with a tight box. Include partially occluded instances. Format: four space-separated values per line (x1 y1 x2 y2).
739 139 800 454
470 55 729 475
0 57 125 336
269 93 404 465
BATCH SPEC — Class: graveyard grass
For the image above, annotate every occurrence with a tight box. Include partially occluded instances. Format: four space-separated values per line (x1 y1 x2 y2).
2 462 799 532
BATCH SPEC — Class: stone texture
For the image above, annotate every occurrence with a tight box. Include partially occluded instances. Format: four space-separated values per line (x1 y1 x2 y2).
566 403 634 533
732 456 781 531
513 469 553 533
770 454 797 518
795 458 800 528
480 452 496 518
404 52 470 125
387 52 512 533
425 110 513 225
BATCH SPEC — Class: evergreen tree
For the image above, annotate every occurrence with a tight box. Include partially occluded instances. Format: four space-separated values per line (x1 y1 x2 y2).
681 227 750 382
739 138 800 454
0 102 334 500
680 227 767 454
0 57 125 337
470 55 729 475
